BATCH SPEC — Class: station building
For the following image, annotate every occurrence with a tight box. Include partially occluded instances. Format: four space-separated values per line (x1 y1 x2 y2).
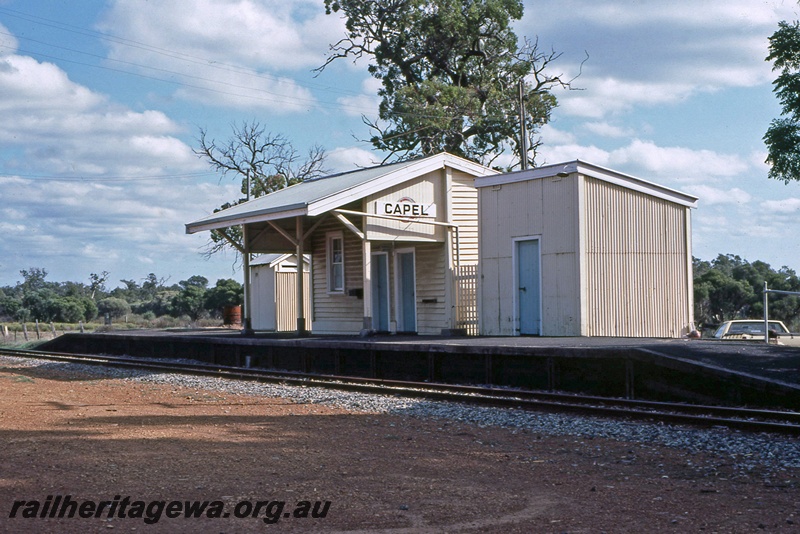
186 153 497 335
476 160 698 338
187 154 697 338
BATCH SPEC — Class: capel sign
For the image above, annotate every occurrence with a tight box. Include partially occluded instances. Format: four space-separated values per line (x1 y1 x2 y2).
377 200 437 218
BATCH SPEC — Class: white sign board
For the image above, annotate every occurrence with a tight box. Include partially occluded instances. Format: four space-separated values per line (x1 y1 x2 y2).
376 201 437 218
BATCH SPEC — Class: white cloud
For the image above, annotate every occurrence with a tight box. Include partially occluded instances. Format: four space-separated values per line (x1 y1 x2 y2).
539 138 752 182
608 140 750 181
0 22 19 54
559 78 698 118
97 0 347 111
327 146 382 171
0 47 200 177
0 173 242 284
100 0 338 70
538 143 611 166
337 77 382 117
582 121 633 138
539 124 576 145
761 198 800 213
0 56 104 115
521 1 795 120
687 185 752 206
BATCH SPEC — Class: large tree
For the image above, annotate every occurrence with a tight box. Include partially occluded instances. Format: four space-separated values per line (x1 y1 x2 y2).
196 121 327 255
765 18 800 183
319 0 577 168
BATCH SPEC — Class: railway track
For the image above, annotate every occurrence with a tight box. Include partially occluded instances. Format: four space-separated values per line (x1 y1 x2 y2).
2 346 800 435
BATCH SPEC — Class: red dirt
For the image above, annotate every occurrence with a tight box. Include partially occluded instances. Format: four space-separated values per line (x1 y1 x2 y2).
0 359 798 533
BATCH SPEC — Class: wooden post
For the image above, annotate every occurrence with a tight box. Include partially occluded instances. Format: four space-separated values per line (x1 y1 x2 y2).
362 239 372 333
22 323 28 341
296 216 306 335
49 322 56 338
35 320 40 340
242 224 254 336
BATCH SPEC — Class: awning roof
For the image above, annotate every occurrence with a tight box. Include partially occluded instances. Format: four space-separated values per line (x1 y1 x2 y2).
186 152 497 234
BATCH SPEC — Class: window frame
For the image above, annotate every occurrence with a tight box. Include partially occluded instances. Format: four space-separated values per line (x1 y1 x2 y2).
327 231 345 293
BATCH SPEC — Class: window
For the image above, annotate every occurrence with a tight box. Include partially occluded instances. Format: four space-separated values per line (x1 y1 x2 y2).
327 233 344 292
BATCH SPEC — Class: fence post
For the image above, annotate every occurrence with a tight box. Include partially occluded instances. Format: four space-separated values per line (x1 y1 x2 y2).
35 320 41 340
22 323 28 341
764 281 769 345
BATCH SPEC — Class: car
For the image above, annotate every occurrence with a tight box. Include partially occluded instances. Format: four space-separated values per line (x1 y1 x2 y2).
713 320 800 346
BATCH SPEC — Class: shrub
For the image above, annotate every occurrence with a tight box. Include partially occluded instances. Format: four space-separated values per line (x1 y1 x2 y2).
97 297 132 319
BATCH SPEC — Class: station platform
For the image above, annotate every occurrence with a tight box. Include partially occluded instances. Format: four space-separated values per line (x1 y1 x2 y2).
40 329 800 410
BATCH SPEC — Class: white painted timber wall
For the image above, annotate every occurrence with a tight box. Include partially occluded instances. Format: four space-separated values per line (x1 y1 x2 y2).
308 166 481 335
310 216 364 334
449 169 480 264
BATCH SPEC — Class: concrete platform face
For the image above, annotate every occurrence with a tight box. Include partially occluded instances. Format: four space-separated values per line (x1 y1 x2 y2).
41 329 800 409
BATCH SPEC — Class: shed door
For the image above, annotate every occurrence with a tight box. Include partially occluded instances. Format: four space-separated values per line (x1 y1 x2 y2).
396 251 416 332
516 239 541 335
371 253 390 332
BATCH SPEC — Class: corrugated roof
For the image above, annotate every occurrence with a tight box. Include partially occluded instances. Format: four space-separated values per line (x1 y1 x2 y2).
475 160 698 208
186 152 497 233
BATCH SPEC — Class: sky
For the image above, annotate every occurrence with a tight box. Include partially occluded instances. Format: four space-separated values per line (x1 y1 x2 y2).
0 0 799 289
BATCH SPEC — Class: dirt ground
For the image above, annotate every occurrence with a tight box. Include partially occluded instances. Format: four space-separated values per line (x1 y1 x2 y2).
0 360 798 533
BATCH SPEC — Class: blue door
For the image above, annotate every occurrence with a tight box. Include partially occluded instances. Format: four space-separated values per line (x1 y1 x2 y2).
517 239 541 335
371 253 389 331
397 251 416 332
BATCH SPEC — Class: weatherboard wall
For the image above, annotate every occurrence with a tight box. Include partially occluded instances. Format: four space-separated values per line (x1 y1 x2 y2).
306 166 481 335
310 215 365 334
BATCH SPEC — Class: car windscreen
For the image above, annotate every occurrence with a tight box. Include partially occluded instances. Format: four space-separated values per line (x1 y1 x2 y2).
727 322 788 334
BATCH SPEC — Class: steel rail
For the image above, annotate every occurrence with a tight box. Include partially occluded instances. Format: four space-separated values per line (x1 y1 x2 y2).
2 347 799 435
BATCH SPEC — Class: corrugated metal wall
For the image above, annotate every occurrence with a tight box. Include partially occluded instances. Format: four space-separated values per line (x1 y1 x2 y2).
478 175 581 336
582 177 691 337
275 271 310 331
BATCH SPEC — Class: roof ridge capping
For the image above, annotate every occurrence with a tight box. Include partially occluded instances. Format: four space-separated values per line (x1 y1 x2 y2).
305 151 498 216
186 152 498 233
474 159 698 208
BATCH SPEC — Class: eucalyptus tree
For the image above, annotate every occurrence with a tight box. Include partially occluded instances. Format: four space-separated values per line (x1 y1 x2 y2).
320 0 579 168
766 17 800 183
